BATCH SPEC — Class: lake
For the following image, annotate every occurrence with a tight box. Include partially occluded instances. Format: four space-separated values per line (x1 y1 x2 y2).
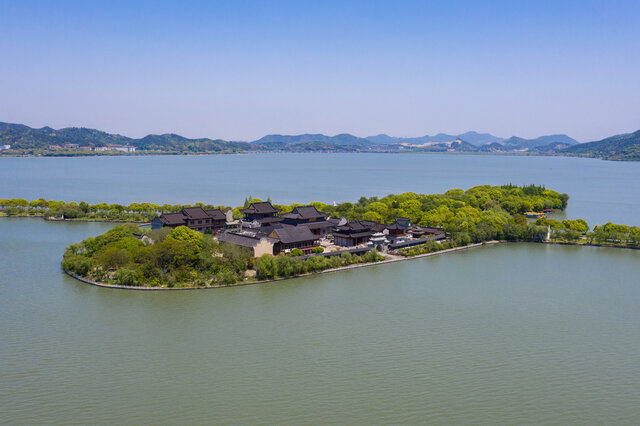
1 154 640 424
1 217 640 424
1 153 639 226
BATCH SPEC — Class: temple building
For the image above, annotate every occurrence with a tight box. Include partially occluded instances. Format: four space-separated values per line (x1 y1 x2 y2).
151 207 228 233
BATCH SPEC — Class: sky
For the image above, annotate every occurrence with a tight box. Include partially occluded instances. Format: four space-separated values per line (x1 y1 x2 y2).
0 0 639 142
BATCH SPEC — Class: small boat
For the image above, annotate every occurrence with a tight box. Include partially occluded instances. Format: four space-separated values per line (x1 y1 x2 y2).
524 211 546 218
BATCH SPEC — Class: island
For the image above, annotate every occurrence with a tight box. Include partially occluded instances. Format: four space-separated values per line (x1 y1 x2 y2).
39 184 635 289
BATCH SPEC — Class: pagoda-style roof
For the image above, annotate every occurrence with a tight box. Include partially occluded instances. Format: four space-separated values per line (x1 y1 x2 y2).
269 225 317 244
241 201 280 215
205 209 227 221
280 205 328 221
182 206 210 220
158 212 187 226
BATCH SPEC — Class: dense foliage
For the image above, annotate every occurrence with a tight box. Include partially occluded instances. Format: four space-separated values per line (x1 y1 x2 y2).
62 224 385 287
536 216 640 246
62 225 254 287
0 198 230 222
562 129 640 161
255 249 384 280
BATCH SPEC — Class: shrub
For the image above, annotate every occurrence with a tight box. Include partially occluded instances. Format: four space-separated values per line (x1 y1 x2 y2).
114 268 139 286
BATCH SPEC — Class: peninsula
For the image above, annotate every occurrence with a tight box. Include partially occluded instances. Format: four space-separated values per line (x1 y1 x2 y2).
48 185 640 289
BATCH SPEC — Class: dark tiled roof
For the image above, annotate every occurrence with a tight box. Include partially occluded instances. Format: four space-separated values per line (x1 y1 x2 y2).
336 220 377 233
158 212 186 226
241 201 280 215
384 223 405 231
205 209 227 221
218 232 276 248
257 216 284 224
182 207 210 220
270 225 318 244
305 221 336 230
281 205 328 220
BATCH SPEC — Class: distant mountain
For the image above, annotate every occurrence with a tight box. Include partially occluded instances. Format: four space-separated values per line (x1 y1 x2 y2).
2 121 637 161
366 131 503 146
561 130 640 161
0 122 250 153
500 134 578 150
0 122 132 148
253 133 372 147
457 131 504 145
532 134 578 145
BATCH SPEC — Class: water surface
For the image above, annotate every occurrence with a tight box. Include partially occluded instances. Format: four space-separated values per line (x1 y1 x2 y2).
1 153 639 225
1 218 639 424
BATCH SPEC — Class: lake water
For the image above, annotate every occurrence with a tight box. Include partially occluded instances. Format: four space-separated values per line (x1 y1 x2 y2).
1 217 640 424
1 154 640 424
1 153 639 226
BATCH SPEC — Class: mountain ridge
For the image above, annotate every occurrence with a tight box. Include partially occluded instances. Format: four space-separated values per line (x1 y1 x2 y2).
1 121 638 160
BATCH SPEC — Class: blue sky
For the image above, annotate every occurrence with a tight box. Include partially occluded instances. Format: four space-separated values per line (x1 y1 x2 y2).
1 0 638 142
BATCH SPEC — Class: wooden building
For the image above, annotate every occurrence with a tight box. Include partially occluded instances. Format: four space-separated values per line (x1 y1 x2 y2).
268 225 319 255
241 201 280 220
218 232 276 257
333 221 377 247
151 207 228 233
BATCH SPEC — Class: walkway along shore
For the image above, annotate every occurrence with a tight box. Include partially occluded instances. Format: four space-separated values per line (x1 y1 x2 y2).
63 241 502 291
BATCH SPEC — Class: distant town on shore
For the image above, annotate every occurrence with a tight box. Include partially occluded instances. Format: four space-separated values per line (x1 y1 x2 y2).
1 121 639 161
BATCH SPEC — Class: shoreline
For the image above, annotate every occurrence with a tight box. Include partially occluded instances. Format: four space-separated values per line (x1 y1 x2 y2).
63 240 640 291
0 151 626 162
63 241 500 291
0 214 148 223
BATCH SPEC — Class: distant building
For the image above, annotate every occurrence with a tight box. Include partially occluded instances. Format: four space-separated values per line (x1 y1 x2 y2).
64 143 80 149
48 145 62 150
0 144 11 150
79 146 92 150
94 146 109 151
108 144 136 152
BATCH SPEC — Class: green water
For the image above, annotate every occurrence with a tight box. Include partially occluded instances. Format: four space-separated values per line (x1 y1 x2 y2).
1 217 639 424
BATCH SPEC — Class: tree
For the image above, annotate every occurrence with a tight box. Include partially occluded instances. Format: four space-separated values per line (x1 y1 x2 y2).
256 254 276 279
166 226 203 246
362 211 383 223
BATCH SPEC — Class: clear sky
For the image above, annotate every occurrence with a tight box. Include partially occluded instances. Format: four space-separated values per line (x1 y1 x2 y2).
1 0 638 142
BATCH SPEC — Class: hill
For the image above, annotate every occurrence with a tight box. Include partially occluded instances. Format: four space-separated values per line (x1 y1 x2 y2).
500 134 578 150
252 133 372 147
0 122 250 153
561 130 640 161
366 131 503 146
